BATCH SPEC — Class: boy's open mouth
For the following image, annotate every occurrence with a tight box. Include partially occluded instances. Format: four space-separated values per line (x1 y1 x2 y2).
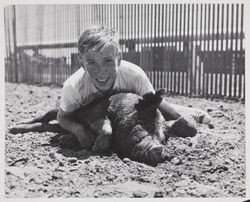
96 77 110 83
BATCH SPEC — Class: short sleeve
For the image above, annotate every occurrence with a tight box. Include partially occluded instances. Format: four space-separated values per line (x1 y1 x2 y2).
135 71 155 96
59 83 81 112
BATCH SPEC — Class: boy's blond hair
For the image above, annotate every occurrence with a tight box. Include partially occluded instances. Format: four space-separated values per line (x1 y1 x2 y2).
78 25 121 55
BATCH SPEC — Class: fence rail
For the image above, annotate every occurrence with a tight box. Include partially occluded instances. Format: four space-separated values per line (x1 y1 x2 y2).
4 4 245 99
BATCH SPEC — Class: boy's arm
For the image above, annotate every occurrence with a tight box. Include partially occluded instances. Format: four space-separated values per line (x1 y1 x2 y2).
158 98 197 137
133 67 197 136
57 108 95 149
158 99 181 121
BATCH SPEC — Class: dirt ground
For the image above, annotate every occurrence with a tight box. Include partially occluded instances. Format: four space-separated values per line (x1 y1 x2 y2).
4 82 246 198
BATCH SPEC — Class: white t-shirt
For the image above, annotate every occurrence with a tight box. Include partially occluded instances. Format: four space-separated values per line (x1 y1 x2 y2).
60 60 155 112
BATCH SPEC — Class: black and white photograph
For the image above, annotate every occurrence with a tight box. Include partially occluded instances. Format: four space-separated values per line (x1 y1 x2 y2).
1 0 248 199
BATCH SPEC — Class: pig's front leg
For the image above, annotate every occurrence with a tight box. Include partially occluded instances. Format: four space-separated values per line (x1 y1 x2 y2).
90 116 113 152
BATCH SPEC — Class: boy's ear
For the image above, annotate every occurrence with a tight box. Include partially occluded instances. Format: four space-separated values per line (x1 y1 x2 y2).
78 53 85 67
117 51 122 66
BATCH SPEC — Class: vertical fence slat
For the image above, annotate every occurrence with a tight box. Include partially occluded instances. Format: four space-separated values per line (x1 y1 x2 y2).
186 4 190 95
167 4 170 92
194 4 198 96
178 4 182 94
206 4 211 97
4 7 10 82
12 6 18 82
215 4 220 97
210 4 215 96
239 4 244 99
234 4 239 98
224 4 229 97
150 4 153 87
198 4 203 96
173 4 177 94
219 4 224 97
161 4 164 89
189 4 194 96
202 4 206 96
229 4 234 98
182 4 186 95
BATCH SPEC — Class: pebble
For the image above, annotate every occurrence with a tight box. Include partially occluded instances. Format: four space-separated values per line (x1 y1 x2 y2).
84 159 90 164
70 168 78 172
204 161 212 166
171 157 182 165
34 178 43 184
154 191 164 197
208 124 214 129
207 108 213 112
59 161 64 166
6 158 12 164
51 175 59 180
132 191 148 198
106 175 116 181
123 158 131 163
68 157 78 163
55 167 65 172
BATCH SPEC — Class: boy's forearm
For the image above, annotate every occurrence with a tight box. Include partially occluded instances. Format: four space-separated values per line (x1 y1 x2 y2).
57 111 94 148
58 115 81 135
158 99 181 121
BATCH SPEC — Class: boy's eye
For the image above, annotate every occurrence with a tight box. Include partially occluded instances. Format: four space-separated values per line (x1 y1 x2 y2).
87 61 96 65
105 59 114 63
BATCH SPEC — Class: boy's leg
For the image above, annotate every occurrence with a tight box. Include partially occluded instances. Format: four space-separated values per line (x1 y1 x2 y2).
167 102 211 124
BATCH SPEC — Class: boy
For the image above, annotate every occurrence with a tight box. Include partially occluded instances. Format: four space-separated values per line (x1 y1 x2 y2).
57 25 210 149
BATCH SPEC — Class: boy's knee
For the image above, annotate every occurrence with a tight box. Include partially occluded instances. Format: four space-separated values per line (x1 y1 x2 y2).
169 117 197 137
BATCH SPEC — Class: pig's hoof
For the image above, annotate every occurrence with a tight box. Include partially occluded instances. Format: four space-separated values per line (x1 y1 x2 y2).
150 146 174 163
150 146 164 158
148 145 168 165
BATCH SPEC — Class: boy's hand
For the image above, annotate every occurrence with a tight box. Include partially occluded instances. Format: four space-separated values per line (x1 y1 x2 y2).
57 108 95 149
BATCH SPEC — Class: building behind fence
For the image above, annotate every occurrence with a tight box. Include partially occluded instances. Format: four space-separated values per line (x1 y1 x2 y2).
4 4 245 99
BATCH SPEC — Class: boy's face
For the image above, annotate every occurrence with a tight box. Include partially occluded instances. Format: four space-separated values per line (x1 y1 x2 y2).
79 46 120 93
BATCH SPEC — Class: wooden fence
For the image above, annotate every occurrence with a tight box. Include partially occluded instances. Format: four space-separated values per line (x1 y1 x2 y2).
4 4 245 99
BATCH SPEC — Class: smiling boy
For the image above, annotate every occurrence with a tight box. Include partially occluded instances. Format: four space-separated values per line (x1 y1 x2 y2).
57 25 209 149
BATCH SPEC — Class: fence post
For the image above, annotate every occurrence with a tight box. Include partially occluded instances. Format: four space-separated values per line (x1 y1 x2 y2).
12 5 18 82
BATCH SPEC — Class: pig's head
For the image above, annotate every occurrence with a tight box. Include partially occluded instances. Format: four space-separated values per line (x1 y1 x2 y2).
134 89 166 136
134 89 165 113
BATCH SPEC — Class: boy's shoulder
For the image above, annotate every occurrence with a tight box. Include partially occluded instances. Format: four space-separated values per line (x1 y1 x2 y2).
118 60 145 76
63 67 88 90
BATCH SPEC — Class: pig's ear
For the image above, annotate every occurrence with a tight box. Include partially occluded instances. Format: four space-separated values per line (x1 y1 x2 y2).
134 91 163 111
134 101 141 111
155 89 165 97
134 98 147 111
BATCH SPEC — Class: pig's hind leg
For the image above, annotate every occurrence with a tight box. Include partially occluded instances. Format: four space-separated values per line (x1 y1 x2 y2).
15 109 59 125
8 109 64 134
